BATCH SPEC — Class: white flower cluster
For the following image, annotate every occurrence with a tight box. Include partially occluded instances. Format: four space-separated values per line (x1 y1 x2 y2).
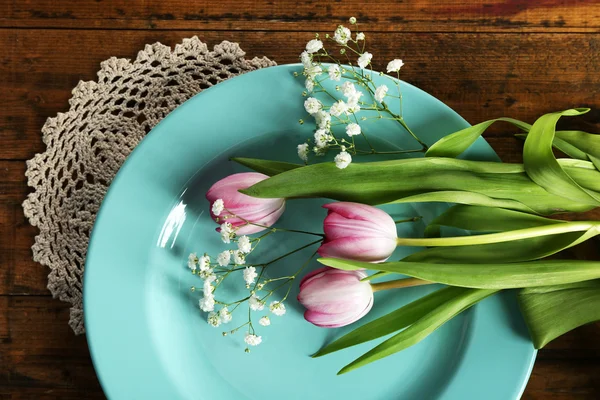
187 210 292 350
295 17 406 170
189 228 254 329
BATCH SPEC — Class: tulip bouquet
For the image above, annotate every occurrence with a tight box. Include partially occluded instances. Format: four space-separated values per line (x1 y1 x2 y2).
188 17 600 373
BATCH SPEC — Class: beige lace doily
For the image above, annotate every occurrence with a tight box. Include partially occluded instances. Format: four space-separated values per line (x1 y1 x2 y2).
22 37 276 334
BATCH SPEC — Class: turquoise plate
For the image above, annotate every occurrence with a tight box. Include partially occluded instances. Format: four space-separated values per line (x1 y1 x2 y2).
84 64 536 400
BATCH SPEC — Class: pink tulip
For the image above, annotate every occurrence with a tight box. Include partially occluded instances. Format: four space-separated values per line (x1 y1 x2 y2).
317 202 397 263
298 267 374 328
206 172 285 235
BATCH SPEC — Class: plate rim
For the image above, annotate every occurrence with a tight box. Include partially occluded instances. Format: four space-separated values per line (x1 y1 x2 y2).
84 63 537 400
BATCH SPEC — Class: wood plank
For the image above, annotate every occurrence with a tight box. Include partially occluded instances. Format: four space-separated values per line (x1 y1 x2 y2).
0 296 104 399
3 29 600 160
1 0 600 32
0 161 49 296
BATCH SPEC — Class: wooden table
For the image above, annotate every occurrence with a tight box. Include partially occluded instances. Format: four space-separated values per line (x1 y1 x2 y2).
2 1 600 398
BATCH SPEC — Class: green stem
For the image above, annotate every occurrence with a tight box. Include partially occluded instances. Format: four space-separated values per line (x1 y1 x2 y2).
225 207 323 238
370 277 433 292
395 216 422 224
398 117 428 151
263 239 322 266
353 148 425 156
396 221 598 247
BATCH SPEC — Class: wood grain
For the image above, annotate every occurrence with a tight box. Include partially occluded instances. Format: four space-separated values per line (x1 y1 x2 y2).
0 296 104 399
2 0 600 398
1 0 600 32
3 29 600 160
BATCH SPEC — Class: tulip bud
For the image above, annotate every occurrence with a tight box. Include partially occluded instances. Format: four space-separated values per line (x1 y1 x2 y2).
298 267 373 328
318 202 397 263
206 173 285 235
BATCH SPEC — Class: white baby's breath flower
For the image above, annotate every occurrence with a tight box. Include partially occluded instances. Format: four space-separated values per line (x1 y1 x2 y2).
304 64 323 80
199 295 215 312
211 199 224 216
356 32 365 41
314 129 331 148
357 52 372 69
341 81 357 98
249 294 265 311
374 84 389 102
259 316 271 326
244 332 262 346
346 123 362 137
304 97 322 115
219 307 232 324
269 301 287 316
207 311 221 327
329 100 348 117
220 222 234 244
346 103 361 114
313 146 327 156
300 51 312 68
334 25 352 45
387 59 404 73
199 255 211 271
233 250 246 265
305 79 314 92
297 143 309 162
305 39 323 54
328 64 341 81
217 250 231 267
243 266 258 285
334 151 352 169
237 235 251 254
203 279 214 296
199 269 216 282
349 16 357 24
347 92 363 106
187 253 198 270
314 110 331 129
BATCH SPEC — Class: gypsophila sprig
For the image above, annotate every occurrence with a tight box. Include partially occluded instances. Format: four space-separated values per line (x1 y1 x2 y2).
295 18 429 164
212 199 224 216
187 204 321 352
188 252 198 270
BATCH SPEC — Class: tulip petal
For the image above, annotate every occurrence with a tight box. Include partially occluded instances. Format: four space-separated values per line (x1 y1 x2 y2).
206 172 285 233
300 266 331 287
304 295 374 328
324 212 396 240
323 202 397 238
318 236 397 263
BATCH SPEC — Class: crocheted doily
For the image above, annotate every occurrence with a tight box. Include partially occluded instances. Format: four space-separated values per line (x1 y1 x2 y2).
22 37 276 334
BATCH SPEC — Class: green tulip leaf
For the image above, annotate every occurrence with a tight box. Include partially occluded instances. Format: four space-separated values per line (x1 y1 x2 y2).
241 157 593 215
312 286 466 358
523 108 600 206
338 288 497 374
516 133 591 161
426 118 531 158
404 230 597 264
318 258 600 289
414 205 593 263
231 157 302 176
424 205 563 238
518 280 600 348
391 190 539 215
555 130 600 160
590 154 600 172
560 159 600 192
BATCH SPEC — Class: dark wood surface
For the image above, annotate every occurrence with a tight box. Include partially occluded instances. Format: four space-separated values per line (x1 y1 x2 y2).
2 1 600 398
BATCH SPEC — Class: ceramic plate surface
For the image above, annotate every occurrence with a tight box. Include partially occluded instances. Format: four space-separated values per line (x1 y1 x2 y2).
85 64 536 400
